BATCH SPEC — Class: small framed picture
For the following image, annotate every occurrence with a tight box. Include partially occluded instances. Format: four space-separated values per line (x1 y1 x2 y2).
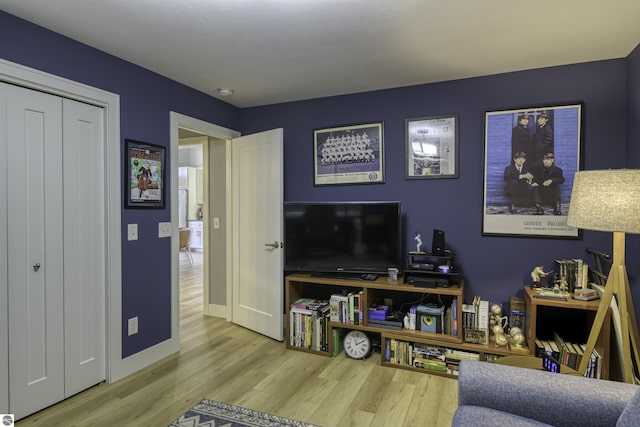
405 115 458 179
313 122 384 186
482 103 583 238
125 139 166 209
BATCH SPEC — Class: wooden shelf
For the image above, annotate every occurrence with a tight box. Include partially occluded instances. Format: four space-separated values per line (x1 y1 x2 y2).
285 273 527 378
523 285 610 379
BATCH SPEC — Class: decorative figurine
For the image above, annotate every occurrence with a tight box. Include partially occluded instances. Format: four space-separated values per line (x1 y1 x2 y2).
530 265 552 288
495 333 509 347
410 231 426 254
510 330 526 349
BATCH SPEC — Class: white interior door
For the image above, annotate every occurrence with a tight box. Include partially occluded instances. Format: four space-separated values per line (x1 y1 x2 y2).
232 128 284 341
62 98 106 397
6 83 65 418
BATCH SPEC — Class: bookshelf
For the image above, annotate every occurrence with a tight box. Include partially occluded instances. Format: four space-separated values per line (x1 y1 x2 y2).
285 273 523 378
522 285 610 379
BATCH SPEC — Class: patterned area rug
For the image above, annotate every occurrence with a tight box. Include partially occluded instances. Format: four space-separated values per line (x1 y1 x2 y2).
168 399 321 427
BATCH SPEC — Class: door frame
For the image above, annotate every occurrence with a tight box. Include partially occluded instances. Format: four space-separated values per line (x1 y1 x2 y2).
0 59 128 384
170 112 240 341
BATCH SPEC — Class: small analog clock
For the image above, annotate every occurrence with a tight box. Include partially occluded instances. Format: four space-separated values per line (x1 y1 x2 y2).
343 330 372 359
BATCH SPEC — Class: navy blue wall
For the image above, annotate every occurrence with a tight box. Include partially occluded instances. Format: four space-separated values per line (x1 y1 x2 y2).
3 9 640 358
242 60 630 307
0 11 241 357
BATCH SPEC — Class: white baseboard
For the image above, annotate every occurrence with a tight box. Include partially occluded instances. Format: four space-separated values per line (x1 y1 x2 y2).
207 303 227 318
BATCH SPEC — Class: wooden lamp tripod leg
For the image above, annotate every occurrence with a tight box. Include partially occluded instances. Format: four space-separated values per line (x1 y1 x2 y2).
578 272 615 376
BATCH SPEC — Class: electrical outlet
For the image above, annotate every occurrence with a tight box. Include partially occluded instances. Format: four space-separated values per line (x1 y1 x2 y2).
158 222 171 238
128 317 138 336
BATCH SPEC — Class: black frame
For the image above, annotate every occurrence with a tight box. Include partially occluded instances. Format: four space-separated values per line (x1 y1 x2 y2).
482 103 583 238
125 138 166 209
313 122 384 186
405 114 459 179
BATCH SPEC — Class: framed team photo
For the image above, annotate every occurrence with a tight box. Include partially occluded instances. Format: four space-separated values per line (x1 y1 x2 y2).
313 122 384 186
482 103 583 238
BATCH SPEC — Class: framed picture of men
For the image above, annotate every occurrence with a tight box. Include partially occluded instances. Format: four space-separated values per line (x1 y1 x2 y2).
313 122 384 186
482 103 583 238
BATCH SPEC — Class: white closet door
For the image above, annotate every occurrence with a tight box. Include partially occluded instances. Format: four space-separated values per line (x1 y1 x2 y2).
0 82 9 414
62 98 106 397
7 84 65 418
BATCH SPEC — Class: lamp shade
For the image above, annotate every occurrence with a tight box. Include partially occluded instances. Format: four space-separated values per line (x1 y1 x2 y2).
567 169 640 234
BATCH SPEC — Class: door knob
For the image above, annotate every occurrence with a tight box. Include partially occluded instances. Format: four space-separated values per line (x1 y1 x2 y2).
33 263 41 272
264 241 280 249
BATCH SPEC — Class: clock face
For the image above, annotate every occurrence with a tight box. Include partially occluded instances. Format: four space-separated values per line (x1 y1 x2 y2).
344 330 371 359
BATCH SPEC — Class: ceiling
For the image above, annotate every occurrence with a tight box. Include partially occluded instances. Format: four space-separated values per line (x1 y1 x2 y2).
2 0 640 108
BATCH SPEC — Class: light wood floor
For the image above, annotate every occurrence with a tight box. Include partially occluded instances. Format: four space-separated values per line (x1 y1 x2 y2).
17 251 458 426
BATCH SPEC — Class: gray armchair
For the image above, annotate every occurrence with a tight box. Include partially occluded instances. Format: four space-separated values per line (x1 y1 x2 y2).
452 359 640 426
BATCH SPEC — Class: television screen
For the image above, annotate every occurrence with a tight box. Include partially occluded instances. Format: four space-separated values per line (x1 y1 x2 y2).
284 201 402 275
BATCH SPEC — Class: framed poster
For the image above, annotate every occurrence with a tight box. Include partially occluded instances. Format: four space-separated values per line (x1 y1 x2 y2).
482 103 583 238
313 122 384 186
125 139 166 209
405 114 458 179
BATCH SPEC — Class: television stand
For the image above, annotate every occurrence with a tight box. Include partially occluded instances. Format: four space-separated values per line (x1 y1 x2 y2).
310 272 379 281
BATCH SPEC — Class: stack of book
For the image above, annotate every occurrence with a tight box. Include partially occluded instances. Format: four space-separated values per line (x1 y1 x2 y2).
444 349 480 375
555 258 588 293
384 339 479 375
385 338 413 366
329 291 364 325
412 343 447 372
462 297 488 344
289 298 330 351
534 334 603 378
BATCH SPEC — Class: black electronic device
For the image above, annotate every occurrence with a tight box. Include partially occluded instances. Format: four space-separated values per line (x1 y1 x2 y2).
431 229 446 256
542 353 560 373
283 201 402 276
405 276 450 288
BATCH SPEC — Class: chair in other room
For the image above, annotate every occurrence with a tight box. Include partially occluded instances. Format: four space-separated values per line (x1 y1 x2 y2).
179 227 193 267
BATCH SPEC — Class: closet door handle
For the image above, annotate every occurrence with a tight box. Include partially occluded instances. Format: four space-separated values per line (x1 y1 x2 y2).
33 263 41 272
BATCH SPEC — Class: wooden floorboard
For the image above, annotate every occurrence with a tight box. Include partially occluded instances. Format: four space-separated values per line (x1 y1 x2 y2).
16 251 458 426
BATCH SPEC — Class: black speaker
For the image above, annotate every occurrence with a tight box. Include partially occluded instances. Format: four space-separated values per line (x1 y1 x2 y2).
431 229 445 256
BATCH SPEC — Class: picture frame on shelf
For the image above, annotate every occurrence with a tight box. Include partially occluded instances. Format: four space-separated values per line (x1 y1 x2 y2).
125 138 166 209
482 103 583 238
405 114 458 179
313 122 384 186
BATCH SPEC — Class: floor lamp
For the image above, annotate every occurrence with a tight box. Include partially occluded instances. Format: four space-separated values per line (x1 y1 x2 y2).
567 169 640 383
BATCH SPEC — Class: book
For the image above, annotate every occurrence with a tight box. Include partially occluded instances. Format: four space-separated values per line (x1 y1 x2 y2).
291 297 318 309
451 299 458 336
331 328 345 356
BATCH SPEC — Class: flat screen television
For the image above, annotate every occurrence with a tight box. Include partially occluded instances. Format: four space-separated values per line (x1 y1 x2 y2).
284 201 402 276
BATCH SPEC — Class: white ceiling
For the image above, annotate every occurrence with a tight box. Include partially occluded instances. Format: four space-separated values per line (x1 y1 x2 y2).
2 0 640 108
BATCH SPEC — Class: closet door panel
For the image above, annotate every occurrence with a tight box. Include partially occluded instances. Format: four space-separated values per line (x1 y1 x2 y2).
62 98 106 396
7 84 65 419
0 83 9 414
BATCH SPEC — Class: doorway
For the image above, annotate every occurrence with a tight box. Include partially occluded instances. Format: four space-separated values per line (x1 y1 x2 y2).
170 112 240 345
178 131 206 316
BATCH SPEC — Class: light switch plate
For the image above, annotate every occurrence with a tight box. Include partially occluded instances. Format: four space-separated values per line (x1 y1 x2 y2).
158 222 171 238
213 217 220 229
127 223 138 241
